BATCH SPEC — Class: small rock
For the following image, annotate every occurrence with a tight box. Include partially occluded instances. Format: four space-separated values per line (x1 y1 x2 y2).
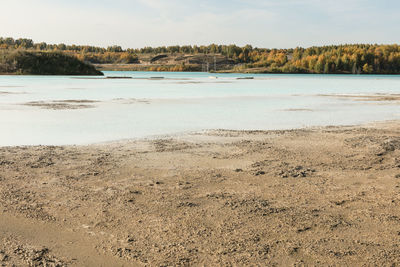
255 171 266 176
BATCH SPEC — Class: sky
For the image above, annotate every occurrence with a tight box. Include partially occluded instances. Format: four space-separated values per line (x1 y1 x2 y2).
1 0 399 49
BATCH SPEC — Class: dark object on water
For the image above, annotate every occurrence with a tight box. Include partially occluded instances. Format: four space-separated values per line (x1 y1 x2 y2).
106 76 133 79
237 77 254 80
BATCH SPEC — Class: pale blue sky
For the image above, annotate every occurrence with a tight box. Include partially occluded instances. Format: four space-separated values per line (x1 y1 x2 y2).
1 0 399 48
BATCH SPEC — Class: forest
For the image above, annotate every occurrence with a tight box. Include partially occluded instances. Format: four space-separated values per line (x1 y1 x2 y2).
0 50 102 75
1 37 400 74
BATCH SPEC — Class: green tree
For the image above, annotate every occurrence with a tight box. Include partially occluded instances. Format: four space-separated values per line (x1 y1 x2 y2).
362 63 373 73
324 62 329 73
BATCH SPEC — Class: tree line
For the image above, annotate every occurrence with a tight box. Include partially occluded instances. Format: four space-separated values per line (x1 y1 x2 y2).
241 45 400 74
1 37 400 73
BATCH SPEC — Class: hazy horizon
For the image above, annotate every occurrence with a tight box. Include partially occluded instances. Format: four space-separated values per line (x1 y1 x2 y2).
2 0 399 49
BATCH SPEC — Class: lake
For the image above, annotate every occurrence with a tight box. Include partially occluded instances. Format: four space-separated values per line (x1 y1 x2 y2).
0 71 399 146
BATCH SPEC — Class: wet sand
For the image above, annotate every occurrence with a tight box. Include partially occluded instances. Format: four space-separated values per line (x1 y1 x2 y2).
1 121 400 266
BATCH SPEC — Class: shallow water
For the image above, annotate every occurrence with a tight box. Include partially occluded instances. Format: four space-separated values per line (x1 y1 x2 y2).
0 72 399 146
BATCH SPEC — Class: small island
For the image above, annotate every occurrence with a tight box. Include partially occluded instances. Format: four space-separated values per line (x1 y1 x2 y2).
0 50 103 75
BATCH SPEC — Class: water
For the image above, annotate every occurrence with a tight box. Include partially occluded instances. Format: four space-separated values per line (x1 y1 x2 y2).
0 72 399 146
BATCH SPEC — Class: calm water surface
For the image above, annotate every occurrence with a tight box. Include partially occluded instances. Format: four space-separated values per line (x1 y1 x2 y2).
0 72 399 146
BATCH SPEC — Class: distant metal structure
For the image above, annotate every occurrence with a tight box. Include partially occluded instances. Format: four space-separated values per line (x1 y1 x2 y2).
202 55 217 73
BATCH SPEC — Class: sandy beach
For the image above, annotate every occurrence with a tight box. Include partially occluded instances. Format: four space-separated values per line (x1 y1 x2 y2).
1 120 400 266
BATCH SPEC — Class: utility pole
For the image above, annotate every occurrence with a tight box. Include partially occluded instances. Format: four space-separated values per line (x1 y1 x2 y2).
214 55 216 72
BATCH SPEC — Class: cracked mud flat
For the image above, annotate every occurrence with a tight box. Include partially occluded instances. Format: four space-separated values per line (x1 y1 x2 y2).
2 121 400 265
281 108 314 112
112 98 151 105
319 93 400 102
21 100 99 110
0 91 26 95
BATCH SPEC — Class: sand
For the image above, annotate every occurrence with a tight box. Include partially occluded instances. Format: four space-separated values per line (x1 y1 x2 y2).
1 121 400 266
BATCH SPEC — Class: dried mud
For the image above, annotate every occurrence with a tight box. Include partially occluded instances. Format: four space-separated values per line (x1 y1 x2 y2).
2 121 400 266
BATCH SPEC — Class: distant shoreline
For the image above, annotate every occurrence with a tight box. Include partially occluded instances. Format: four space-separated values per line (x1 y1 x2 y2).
95 64 400 75
3 38 400 75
